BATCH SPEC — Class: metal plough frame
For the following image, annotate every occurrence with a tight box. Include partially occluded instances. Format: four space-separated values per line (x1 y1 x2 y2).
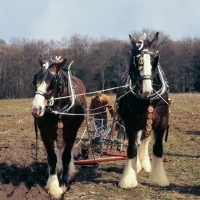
35 117 168 166
35 118 128 166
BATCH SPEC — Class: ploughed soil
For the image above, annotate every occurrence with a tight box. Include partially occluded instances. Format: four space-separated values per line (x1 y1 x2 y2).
0 94 200 200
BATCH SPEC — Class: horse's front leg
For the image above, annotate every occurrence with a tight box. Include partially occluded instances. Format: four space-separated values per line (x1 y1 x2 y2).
137 131 151 172
45 144 63 198
118 128 139 188
149 129 169 186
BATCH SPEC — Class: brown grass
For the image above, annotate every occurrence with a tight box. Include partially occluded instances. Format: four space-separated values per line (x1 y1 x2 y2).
0 93 200 199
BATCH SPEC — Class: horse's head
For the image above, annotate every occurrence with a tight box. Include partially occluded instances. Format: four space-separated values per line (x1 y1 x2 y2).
31 56 67 117
129 32 159 98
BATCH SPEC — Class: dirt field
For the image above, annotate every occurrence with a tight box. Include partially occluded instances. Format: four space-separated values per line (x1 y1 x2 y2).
0 93 200 200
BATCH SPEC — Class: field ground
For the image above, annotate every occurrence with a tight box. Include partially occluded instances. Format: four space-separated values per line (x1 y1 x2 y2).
0 93 200 199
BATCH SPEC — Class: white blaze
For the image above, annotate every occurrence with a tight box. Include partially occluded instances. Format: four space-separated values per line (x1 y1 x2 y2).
31 81 48 116
140 51 152 97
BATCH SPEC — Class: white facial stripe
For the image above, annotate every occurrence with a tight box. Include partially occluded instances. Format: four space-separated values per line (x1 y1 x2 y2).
31 81 48 116
140 50 153 96
142 53 151 76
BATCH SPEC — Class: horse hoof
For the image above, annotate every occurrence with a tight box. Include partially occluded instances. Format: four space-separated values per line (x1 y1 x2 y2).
46 175 63 198
61 185 67 192
142 160 151 172
118 179 138 188
48 186 63 199
149 179 169 187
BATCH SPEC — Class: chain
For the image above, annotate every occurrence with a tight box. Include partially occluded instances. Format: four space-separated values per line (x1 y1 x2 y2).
33 115 38 162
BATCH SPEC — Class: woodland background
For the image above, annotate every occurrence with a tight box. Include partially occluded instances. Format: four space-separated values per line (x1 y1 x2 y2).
0 29 200 99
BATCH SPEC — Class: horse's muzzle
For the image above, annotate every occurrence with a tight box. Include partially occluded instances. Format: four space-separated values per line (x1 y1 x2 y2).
31 106 44 117
138 89 152 98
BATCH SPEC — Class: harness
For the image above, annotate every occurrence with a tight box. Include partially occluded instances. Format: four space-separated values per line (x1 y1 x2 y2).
127 48 169 103
116 43 170 139
128 64 169 102
34 61 80 115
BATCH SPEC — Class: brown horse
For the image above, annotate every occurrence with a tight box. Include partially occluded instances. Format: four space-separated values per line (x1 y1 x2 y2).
116 33 170 188
31 56 87 198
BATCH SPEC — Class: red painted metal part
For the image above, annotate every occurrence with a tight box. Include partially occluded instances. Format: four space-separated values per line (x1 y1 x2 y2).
103 152 126 157
35 152 168 166
74 156 126 165
104 152 168 162
150 156 168 162
163 157 168 162
35 155 126 166
35 161 48 165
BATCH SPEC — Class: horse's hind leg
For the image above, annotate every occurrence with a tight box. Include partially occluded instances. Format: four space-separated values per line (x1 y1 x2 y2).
45 145 63 198
59 136 76 192
149 130 169 186
137 132 151 172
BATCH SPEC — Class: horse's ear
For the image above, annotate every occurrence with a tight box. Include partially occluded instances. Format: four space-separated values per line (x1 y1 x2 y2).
55 58 67 71
61 58 67 67
150 32 159 49
129 34 137 46
39 56 45 68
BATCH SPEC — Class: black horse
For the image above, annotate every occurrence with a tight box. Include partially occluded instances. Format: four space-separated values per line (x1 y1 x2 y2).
31 56 87 198
116 33 170 188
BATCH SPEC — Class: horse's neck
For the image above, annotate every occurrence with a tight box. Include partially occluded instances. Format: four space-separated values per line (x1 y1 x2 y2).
59 69 68 86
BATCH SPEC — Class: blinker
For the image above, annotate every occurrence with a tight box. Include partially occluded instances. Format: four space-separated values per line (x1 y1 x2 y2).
50 76 57 88
33 73 37 86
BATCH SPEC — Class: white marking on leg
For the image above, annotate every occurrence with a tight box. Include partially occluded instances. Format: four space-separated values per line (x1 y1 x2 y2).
118 158 138 188
69 145 76 179
136 153 142 173
149 154 169 186
138 135 151 172
46 174 63 199
135 130 142 172
56 147 64 174
136 130 142 146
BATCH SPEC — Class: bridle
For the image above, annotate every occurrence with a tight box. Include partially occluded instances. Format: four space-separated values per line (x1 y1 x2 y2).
34 71 64 106
33 62 79 114
127 48 169 102
131 49 158 83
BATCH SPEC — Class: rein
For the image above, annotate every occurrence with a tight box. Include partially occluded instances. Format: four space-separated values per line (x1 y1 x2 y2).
33 115 38 162
51 89 132 116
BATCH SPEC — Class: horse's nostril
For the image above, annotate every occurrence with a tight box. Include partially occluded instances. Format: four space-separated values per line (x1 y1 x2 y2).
39 106 42 111
31 112 37 117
